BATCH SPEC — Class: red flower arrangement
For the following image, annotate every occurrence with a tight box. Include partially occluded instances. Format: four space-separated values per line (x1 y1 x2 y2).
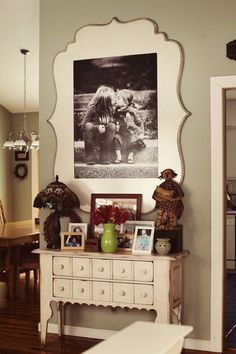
92 205 130 225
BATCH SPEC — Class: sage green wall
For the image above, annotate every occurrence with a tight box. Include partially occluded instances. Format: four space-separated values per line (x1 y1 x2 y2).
12 112 39 221
40 0 236 340
0 110 39 222
0 105 13 221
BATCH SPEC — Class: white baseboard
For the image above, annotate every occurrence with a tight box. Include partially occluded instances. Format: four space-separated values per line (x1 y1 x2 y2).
42 323 214 352
40 322 116 340
184 338 212 351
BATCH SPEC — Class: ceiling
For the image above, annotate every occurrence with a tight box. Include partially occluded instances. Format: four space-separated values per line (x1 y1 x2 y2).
0 0 39 114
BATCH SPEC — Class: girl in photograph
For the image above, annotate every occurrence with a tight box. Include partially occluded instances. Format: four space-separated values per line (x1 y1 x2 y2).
81 86 117 165
113 89 145 164
136 228 150 250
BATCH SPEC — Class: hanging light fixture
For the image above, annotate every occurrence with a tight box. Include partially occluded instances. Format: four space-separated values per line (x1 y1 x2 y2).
2 49 39 151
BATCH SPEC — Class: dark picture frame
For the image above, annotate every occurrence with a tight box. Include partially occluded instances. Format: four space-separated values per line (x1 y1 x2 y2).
90 193 142 238
15 151 29 161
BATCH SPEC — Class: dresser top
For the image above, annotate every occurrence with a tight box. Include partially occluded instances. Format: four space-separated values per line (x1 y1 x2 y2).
34 248 189 261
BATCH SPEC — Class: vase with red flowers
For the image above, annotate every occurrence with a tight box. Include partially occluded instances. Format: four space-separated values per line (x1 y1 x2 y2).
92 205 130 253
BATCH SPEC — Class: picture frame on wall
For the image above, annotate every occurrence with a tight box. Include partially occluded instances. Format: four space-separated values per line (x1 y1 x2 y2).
90 193 142 238
132 226 155 255
61 232 85 250
15 151 29 161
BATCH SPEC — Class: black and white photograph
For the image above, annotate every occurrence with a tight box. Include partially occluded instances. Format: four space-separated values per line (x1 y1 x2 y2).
132 226 155 255
117 230 134 251
73 52 158 179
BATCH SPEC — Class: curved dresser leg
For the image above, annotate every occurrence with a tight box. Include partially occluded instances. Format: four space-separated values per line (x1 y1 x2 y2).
40 300 52 346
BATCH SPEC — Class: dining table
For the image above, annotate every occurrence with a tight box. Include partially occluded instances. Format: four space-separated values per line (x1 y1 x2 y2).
0 220 39 298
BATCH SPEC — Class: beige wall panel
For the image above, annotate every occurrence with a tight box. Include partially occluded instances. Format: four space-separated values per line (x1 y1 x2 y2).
40 0 236 341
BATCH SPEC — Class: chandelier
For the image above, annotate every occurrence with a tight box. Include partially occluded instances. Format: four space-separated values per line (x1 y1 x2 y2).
2 49 39 151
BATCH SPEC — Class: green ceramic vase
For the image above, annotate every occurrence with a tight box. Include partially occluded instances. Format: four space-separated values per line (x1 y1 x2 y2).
101 223 118 253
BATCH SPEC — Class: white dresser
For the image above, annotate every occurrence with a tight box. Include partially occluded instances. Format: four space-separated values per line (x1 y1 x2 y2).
35 249 189 346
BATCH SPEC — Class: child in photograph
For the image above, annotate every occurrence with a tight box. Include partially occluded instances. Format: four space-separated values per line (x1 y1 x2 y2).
136 228 150 250
66 235 81 247
113 89 145 164
72 226 82 233
81 85 117 165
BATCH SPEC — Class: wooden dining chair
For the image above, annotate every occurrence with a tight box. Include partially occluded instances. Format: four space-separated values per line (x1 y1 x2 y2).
0 248 7 282
19 243 39 289
0 199 6 224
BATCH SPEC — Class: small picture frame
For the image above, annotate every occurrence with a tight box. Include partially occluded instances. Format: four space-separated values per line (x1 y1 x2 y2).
125 220 155 231
15 151 29 161
117 231 134 252
68 223 88 239
61 232 85 250
117 220 155 251
132 226 155 255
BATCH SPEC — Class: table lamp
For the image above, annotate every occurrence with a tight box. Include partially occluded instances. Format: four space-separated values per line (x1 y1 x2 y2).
33 175 80 249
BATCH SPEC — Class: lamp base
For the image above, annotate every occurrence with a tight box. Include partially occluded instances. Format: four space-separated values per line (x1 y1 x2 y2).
46 235 61 249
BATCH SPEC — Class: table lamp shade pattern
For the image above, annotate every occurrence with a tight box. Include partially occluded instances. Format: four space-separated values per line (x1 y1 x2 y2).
33 175 80 211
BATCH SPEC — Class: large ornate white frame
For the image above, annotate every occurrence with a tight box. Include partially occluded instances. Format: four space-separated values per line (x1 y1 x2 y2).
50 18 190 213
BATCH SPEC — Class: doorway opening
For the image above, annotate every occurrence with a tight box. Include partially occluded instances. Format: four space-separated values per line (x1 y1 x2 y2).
224 89 236 350
210 75 236 353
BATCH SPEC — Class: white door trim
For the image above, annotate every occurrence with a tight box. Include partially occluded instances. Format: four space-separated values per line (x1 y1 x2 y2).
210 75 236 352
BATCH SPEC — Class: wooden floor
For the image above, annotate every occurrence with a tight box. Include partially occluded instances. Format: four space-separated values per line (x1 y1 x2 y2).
0 276 101 354
225 272 236 350
0 274 232 354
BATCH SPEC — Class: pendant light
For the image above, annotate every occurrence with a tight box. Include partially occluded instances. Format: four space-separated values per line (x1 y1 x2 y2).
2 49 39 151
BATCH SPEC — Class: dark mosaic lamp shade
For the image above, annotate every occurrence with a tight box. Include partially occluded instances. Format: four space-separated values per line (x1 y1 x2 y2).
33 175 80 249
33 175 80 211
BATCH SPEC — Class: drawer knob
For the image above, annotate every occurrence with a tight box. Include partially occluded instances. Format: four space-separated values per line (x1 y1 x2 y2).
120 290 126 296
99 289 105 295
80 288 84 293
80 265 84 271
60 286 64 291
120 268 125 273
142 269 147 275
142 292 147 298
98 266 104 272
60 264 64 270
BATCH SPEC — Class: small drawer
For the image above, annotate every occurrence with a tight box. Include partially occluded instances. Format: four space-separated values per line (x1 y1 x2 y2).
73 280 91 300
53 257 71 276
73 258 91 277
113 260 132 280
53 279 72 298
134 261 153 282
92 281 111 301
134 284 153 305
113 283 133 303
92 259 111 279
